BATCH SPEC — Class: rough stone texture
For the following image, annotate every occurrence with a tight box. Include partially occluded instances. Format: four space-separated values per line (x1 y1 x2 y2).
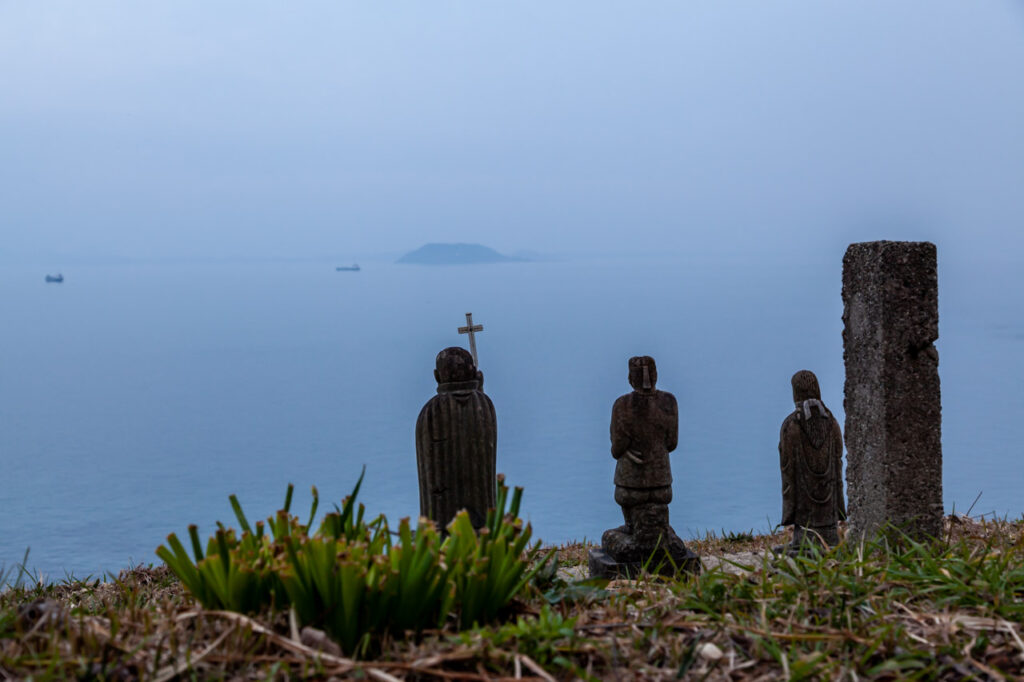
589 356 700 578
842 241 942 539
416 347 496 530
568 551 761 583
779 370 845 551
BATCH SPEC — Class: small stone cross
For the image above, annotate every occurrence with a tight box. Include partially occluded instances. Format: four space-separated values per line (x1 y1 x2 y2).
458 312 484 367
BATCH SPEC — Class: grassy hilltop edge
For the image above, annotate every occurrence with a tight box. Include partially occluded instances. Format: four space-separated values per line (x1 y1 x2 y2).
2 516 1023 680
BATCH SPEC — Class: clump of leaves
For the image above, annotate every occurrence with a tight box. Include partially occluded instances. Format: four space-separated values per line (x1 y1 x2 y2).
461 604 581 670
157 472 551 654
156 481 314 614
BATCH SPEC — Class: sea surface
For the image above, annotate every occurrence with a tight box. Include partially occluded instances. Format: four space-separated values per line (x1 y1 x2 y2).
1 254 1021 582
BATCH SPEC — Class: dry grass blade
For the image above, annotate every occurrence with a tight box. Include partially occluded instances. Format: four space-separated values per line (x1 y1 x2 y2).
517 654 556 682
289 605 301 642
411 649 479 669
152 624 236 682
177 609 357 669
1001 619 1024 655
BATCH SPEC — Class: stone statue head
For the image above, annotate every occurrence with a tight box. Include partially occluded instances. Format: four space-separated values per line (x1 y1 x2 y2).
791 370 821 403
628 356 658 393
434 347 477 384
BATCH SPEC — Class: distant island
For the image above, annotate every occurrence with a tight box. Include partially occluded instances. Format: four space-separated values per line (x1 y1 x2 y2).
396 243 525 265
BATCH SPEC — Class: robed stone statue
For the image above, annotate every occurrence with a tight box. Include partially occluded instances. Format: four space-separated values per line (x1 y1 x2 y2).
416 347 497 530
778 370 846 550
589 356 700 578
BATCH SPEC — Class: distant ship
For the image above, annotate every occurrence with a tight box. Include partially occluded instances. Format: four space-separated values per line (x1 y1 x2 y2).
45 274 64 283
336 264 361 272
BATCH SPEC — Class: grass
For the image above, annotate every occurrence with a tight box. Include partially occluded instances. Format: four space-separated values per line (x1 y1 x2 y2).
2 515 1023 679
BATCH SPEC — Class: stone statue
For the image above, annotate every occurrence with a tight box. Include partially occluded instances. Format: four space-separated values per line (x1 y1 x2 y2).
589 356 700 578
416 347 497 530
778 370 846 551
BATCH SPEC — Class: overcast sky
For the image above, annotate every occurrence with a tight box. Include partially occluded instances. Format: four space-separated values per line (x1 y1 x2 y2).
2 1 1022 263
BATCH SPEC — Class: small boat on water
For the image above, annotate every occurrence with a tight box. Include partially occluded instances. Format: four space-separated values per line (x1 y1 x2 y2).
45 274 64 283
336 264 361 272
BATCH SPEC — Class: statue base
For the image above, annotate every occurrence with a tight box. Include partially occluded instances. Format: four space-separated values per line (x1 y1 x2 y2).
772 524 840 556
587 547 701 579
590 522 701 579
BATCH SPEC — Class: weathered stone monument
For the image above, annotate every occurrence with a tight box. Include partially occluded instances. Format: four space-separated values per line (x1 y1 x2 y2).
778 370 845 551
589 356 700 578
415 347 497 530
842 241 942 539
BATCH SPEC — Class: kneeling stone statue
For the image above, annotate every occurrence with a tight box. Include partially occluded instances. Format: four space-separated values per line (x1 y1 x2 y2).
589 356 700 578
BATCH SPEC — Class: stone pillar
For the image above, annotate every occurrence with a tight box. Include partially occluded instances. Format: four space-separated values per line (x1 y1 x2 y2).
842 241 943 540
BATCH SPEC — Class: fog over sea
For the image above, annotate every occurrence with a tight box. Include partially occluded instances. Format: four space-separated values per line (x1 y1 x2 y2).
1 254 1021 581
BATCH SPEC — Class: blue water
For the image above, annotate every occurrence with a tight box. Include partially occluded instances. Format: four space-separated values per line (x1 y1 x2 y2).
1 255 1021 581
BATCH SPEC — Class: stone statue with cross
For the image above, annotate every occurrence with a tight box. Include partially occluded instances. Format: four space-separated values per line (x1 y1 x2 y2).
415 314 496 531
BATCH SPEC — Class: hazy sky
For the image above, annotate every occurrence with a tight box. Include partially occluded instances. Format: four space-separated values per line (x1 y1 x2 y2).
2 2 1022 262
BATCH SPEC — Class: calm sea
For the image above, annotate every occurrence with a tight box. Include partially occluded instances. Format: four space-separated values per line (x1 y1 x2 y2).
1 255 1021 581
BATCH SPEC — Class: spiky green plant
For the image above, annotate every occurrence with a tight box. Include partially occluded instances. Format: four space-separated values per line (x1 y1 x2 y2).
444 481 543 628
157 471 551 654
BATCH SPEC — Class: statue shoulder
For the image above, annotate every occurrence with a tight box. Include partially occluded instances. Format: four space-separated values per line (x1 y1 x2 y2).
612 393 631 411
655 390 677 409
779 412 801 439
417 395 439 422
416 396 439 439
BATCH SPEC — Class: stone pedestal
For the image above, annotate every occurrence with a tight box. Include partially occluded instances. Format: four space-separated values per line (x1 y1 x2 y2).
842 241 943 540
588 545 700 580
